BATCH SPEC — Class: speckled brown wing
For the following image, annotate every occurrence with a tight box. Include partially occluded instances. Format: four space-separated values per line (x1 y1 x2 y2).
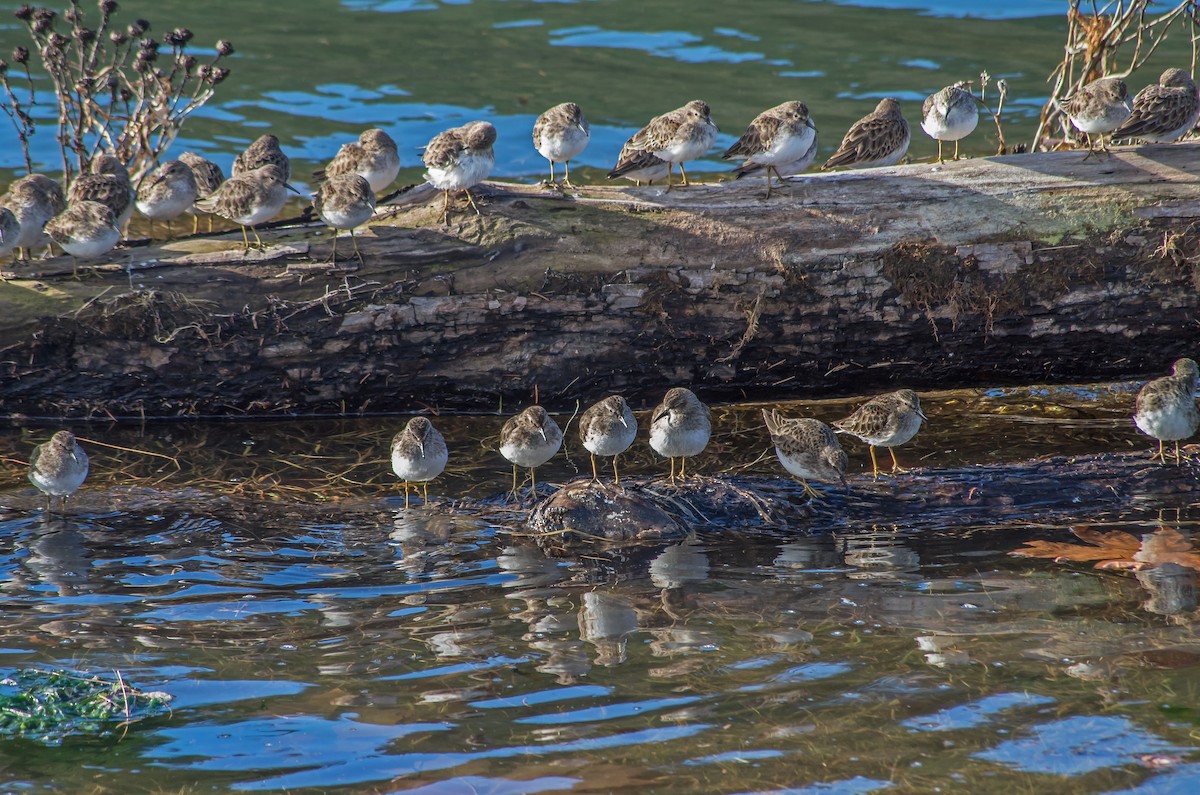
823 108 909 169
636 107 688 151
1136 375 1184 416
196 176 257 219
832 401 893 441
68 174 132 217
318 141 366 181
422 127 467 170
1115 84 1197 139
179 153 225 199
723 114 785 159
233 135 289 180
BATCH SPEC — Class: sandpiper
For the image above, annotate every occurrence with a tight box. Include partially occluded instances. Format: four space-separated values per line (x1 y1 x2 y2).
499 405 563 496
195 164 298 250
833 389 926 478
314 173 376 264
723 100 817 198
0 174 65 261
179 151 225 234
1062 77 1131 159
44 200 121 275
391 416 449 507
1112 68 1200 143
1134 357 1199 464
232 133 291 181
0 206 18 265
579 395 637 484
68 154 134 231
649 387 711 482
423 120 497 224
28 430 89 513
921 82 979 163
762 409 847 497
608 100 718 191
136 160 198 238
607 135 670 186
823 98 911 170
317 128 401 194
533 102 591 187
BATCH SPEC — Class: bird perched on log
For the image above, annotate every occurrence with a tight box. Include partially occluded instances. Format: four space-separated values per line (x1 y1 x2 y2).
136 160 198 238
607 134 670 186
921 82 978 163
533 102 591 188
1112 68 1200 144
28 430 89 513
649 387 711 482
762 409 847 498
195 164 298 251
1061 77 1131 159
315 128 401 195
422 120 497 224
45 200 121 275
823 98 911 170
313 173 376 264
1134 357 1199 464
68 154 134 232
723 100 817 198
608 100 718 191
833 389 926 478
179 152 225 234
232 133 291 181
0 174 65 261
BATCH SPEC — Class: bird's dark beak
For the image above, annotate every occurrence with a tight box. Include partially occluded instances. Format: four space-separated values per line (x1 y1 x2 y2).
285 182 301 195
653 410 668 424
806 118 818 132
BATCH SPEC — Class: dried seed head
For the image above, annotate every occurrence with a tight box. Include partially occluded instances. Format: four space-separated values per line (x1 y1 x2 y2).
64 8 81 24
109 30 126 44
75 76 93 92
210 66 229 85
47 32 69 49
216 39 234 57
179 54 196 71
133 56 149 73
31 16 53 34
105 74 118 89
12 46 29 64
163 27 192 47
196 64 212 81
127 18 148 37
32 7 55 24
75 27 96 44
14 6 34 22
119 87 132 102
98 0 118 14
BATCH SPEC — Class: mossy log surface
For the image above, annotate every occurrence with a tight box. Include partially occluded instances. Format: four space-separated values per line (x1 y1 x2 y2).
4 143 1200 418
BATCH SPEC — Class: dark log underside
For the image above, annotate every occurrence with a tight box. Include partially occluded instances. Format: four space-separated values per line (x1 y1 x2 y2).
5 142 1200 418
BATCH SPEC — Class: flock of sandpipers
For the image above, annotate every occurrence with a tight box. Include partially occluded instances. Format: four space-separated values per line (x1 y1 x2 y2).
1 67 1198 271
23 357 1200 513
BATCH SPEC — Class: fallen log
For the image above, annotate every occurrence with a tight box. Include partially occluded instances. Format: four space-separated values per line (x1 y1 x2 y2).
4 143 1200 417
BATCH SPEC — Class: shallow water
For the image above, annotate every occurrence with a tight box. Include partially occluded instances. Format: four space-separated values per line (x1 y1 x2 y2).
2 383 1200 793
0 0 1189 187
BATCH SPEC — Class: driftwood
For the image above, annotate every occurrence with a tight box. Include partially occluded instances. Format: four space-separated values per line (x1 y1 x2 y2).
4 143 1200 417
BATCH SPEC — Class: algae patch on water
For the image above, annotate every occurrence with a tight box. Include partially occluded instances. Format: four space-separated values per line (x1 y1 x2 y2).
0 669 172 745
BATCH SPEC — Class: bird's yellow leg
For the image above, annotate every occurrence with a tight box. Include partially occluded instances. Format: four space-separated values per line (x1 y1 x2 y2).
890 448 903 473
329 231 338 263
165 218 173 238
665 162 675 192
800 480 821 500
464 188 482 216
251 225 264 249
561 161 575 188
350 229 364 265
678 162 691 186
403 481 410 509
192 214 199 235
936 140 945 164
765 166 774 199
439 189 451 224
1176 440 1183 465
240 225 250 251
1159 439 1166 465
953 140 961 161
511 464 519 496
612 455 620 485
423 482 430 503
668 456 676 483
680 457 688 480
548 161 555 184
590 453 598 481
869 446 880 479
530 467 537 496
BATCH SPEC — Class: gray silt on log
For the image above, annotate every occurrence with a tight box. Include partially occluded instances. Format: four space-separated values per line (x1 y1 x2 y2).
3 144 1200 417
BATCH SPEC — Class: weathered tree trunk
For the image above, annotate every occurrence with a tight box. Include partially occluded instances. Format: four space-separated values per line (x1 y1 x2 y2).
4 143 1200 418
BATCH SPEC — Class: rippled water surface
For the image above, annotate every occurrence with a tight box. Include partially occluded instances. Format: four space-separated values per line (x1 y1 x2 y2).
2 384 1200 793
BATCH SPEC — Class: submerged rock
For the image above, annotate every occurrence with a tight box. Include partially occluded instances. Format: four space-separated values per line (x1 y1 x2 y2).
527 479 685 555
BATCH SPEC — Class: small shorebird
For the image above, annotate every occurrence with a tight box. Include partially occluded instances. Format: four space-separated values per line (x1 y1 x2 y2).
533 102 591 187
68 154 134 231
314 173 376 263
136 160 198 238
579 395 637 483
607 135 670 186
649 387 711 482
195 164 298 250
316 128 401 194
823 98 911 170
499 405 563 496
1134 357 1199 464
1062 77 1131 159
608 100 718 191
762 409 847 498
0 174 65 261
233 133 291 181
0 206 18 265
423 120 497 224
179 151 225 234
1112 68 1200 143
833 389 926 478
391 416 449 507
28 430 89 513
723 100 817 198
921 82 979 163
45 200 122 275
